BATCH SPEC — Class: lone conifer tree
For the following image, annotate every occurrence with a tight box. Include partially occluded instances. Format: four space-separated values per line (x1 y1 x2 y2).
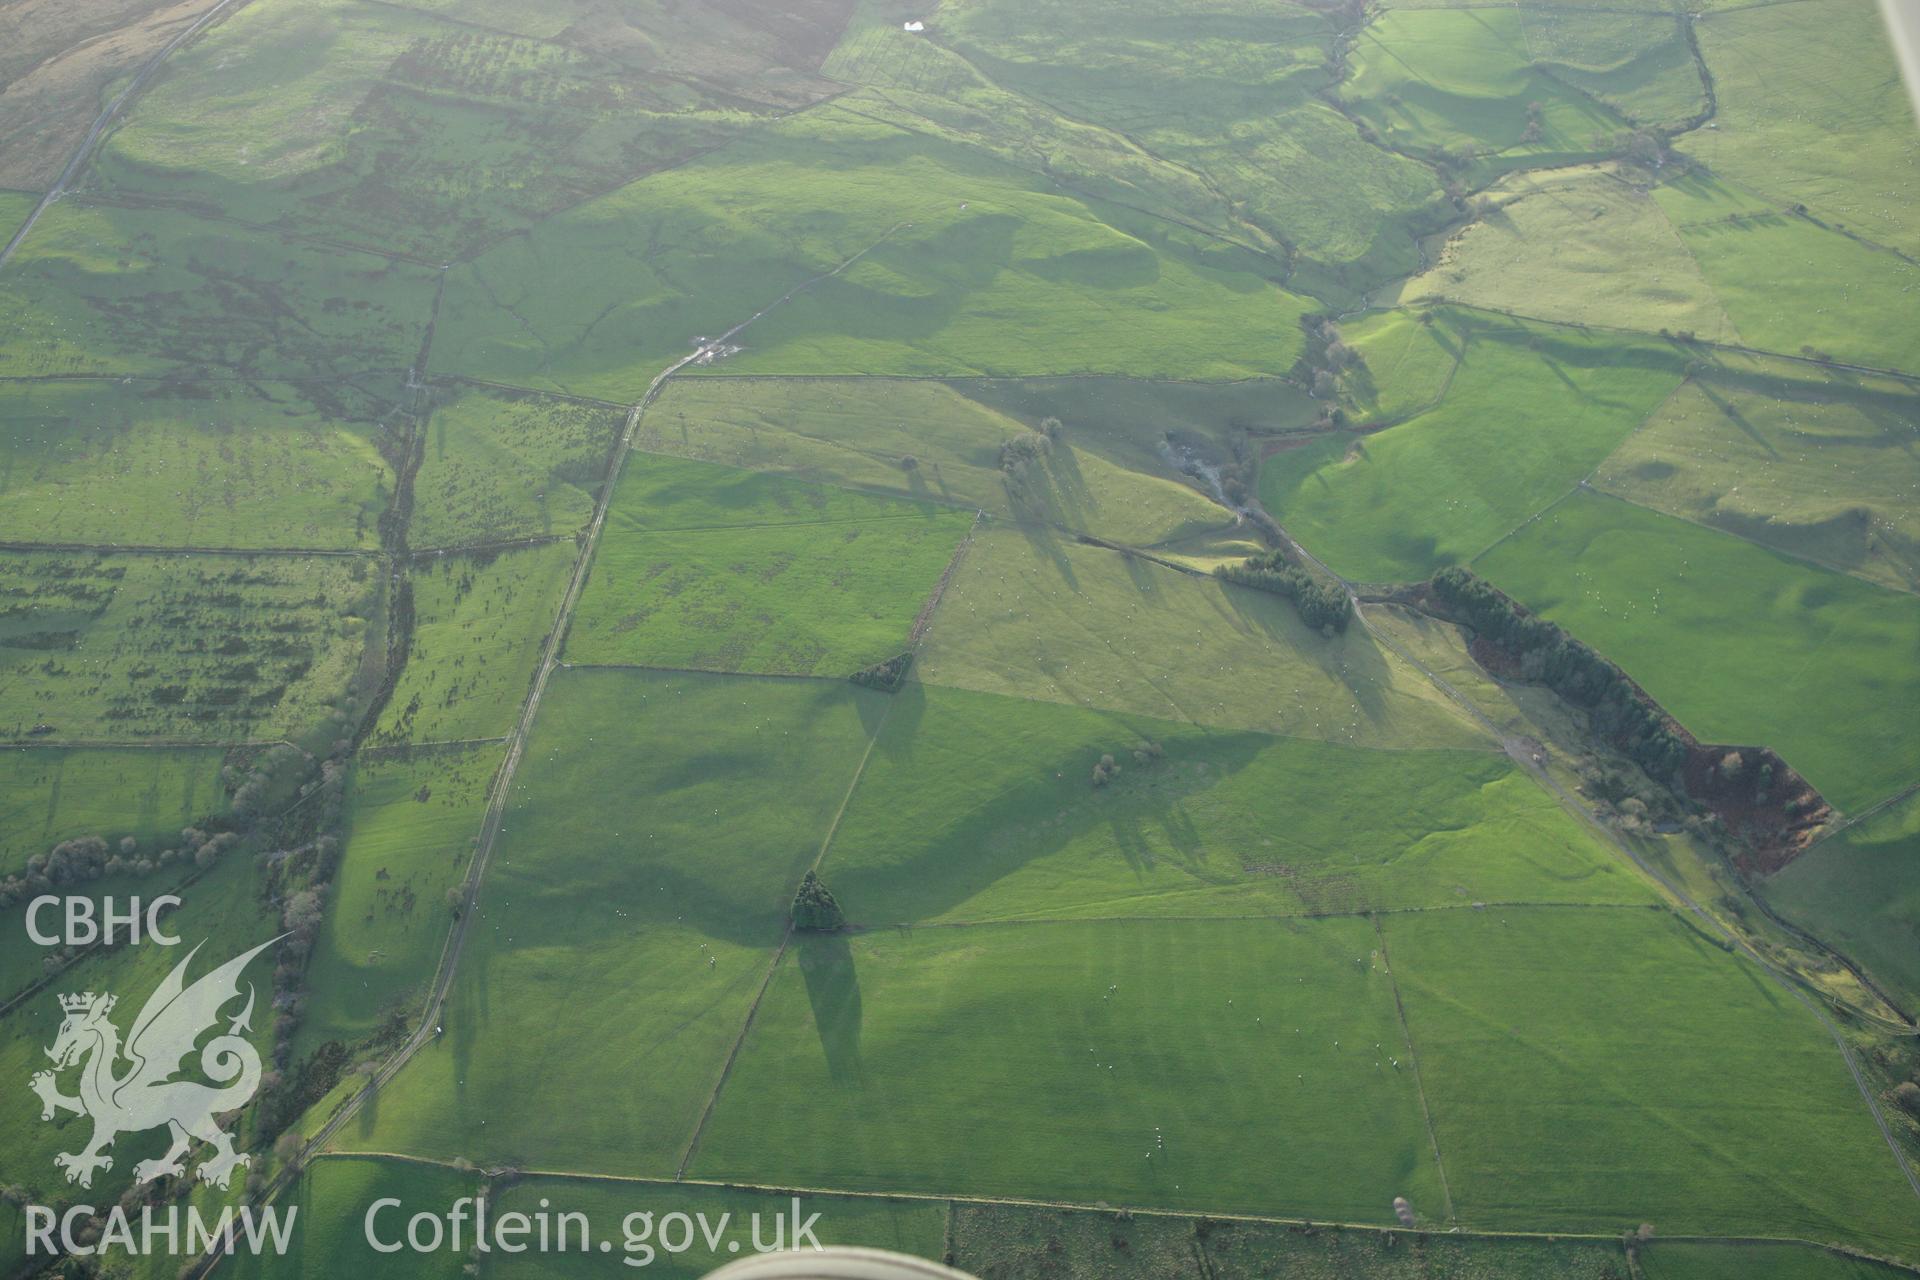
791 870 845 931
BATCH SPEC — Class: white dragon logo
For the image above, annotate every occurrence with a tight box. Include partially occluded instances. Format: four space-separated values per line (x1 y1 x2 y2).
29 936 281 1191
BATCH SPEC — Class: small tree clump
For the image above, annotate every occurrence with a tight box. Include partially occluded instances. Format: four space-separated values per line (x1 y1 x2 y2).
850 652 913 693
1092 754 1121 787
791 870 845 932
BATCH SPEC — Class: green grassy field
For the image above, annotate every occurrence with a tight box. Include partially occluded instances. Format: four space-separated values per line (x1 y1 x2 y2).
0 201 437 379
294 744 499 1057
1392 166 1738 341
0 379 396 549
1671 212 1920 375
1337 309 1463 425
1384 907 1920 1256
1763 796 1920 1016
409 387 627 551
692 916 1447 1223
819 683 1650 924
220 1155 479 1280
1341 8 1637 176
636 376 1255 548
1682 0 1920 260
476 1178 946 1278
924 0 1451 301
337 668 883 1174
374 0 852 101
1518 9 1706 127
953 1203 1634 1280
1259 316 1684 583
4 0 1915 1265
912 524 1487 749
1639 1240 1915 1280
0 744 225 869
0 190 34 242
1592 361 1920 591
1477 490 1920 812
568 454 973 675
376 544 575 744
820 15 1256 268
88 0 757 260
0 549 379 742
428 107 1308 399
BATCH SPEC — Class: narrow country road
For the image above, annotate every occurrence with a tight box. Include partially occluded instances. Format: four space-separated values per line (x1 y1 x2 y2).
0 0 254 270
216 228 916 1266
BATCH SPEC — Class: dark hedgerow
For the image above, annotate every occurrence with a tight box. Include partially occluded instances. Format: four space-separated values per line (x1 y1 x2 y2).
1429 567 1687 779
1215 550 1352 634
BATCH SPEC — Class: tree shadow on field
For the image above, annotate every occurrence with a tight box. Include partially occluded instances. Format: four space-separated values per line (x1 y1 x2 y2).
1697 380 1778 456
797 932 864 1086
863 676 925 757
1015 520 1079 592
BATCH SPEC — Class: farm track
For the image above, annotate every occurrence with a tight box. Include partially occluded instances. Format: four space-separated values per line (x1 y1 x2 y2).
226 228 921 1268
0 0 255 272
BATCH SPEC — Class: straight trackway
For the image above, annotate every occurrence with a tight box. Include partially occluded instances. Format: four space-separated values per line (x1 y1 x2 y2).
244 228 914 1234
0 0 253 271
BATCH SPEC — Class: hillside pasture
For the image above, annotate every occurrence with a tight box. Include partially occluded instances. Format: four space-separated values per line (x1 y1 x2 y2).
0 550 378 743
89 0 757 259
0 201 436 379
1392 166 1738 341
1669 211 1920 375
1337 308 1463 426
927 0 1451 301
1592 361 1920 591
636 376 1251 548
377 0 853 104
428 108 1308 400
0 379 397 550
691 917 1448 1223
1384 907 1920 1257
336 668 883 1174
294 744 498 1056
0 744 224 870
409 387 627 551
1763 795 1920 1016
568 454 973 675
912 525 1487 749
0 191 38 242
1683 0 1920 260
1477 490 1920 812
1516 9 1706 127
0 0 217 190
1341 9 1633 176
1259 317 1684 583
819 683 1650 924
376 543 576 745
